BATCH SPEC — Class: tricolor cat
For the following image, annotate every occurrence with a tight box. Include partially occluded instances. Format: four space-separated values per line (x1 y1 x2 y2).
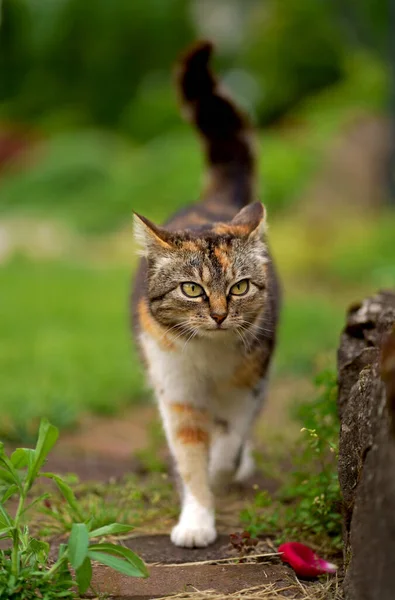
132 42 280 548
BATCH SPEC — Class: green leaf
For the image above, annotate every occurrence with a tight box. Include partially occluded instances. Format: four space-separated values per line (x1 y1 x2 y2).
22 493 51 515
88 551 147 578
68 523 89 570
0 502 12 528
89 523 134 538
41 473 84 521
27 537 50 555
0 510 9 529
25 538 50 565
0 527 12 539
11 448 35 470
0 468 14 484
89 543 148 577
0 444 21 488
27 419 58 487
1 484 19 504
58 543 68 560
76 556 92 594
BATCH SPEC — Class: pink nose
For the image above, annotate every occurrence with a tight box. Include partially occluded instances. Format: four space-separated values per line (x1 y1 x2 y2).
211 313 227 325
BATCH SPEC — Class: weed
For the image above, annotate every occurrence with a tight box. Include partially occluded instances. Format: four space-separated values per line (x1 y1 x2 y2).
38 472 177 538
241 371 342 552
0 418 148 599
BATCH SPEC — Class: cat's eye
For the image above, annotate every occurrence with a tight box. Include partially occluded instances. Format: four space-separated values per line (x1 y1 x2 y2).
230 279 249 296
181 282 205 298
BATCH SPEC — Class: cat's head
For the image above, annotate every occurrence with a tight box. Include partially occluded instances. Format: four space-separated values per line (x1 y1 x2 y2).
134 202 270 340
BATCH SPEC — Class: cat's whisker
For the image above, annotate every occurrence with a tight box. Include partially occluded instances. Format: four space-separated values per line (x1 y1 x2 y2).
242 319 273 335
236 323 263 348
158 320 198 344
171 326 196 343
181 328 199 352
235 326 250 352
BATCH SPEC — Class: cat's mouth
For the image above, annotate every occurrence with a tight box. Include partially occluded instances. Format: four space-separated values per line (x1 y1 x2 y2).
200 324 234 335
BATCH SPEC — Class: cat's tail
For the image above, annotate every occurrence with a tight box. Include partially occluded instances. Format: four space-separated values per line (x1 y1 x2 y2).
176 41 256 209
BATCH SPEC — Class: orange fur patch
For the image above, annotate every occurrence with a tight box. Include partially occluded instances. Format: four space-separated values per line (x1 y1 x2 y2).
182 240 200 252
214 246 231 269
177 426 209 445
231 350 265 388
171 403 208 417
209 293 227 315
138 299 175 350
214 223 250 236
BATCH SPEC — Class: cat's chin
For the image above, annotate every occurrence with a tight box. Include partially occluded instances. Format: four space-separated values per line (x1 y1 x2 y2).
197 327 236 339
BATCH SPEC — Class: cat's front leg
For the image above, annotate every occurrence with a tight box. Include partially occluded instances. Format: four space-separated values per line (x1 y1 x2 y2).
209 383 266 489
159 400 216 548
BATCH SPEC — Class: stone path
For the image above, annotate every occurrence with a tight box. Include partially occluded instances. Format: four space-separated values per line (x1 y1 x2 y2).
90 562 299 600
86 534 339 599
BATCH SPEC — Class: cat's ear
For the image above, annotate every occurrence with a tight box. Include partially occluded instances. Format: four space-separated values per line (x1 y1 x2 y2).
230 202 266 240
133 212 173 256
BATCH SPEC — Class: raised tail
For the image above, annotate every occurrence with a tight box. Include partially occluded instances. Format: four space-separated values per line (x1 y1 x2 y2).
176 41 256 209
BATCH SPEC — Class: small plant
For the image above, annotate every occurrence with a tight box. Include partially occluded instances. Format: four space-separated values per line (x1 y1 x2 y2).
0 418 148 599
229 531 259 554
241 371 342 551
38 472 177 539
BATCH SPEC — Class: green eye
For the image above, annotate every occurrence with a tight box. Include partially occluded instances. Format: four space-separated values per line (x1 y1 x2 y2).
181 282 205 298
230 279 249 296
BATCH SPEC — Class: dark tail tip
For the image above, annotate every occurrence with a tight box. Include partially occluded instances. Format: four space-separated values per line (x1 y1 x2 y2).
177 40 216 102
176 40 254 199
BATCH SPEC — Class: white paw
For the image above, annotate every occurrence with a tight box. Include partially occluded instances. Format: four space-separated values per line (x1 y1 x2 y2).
171 522 217 548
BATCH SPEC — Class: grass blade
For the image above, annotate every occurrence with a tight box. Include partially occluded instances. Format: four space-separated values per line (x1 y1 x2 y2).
88 550 147 577
76 556 92 594
68 523 89 570
89 543 148 577
0 502 13 528
22 493 51 515
0 467 15 484
41 473 84 521
27 419 58 488
1 483 18 504
89 523 134 538
0 443 21 488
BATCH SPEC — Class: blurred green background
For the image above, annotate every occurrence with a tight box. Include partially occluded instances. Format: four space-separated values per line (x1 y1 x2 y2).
0 0 393 441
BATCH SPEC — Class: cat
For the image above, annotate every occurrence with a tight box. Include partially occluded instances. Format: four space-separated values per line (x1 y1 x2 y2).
132 41 280 548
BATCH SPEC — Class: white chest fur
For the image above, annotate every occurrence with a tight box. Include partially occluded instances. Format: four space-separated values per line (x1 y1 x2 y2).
140 330 241 404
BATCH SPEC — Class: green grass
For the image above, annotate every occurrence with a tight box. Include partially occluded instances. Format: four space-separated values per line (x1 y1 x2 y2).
241 371 341 553
0 53 390 441
0 256 344 440
0 419 148 598
0 52 386 234
0 211 393 441
38 472 177 539
275 296 342 376
0 259 145 441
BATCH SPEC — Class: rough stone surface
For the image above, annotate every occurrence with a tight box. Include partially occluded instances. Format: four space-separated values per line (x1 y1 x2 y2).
123 534 238 564
337 290 395 600
122 534 275 565
89 562 299 599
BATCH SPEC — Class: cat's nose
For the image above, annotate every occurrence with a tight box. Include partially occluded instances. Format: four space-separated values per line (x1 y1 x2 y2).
211 313 227 325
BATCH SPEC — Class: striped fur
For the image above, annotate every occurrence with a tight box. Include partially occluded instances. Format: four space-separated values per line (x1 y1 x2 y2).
131 42 280 548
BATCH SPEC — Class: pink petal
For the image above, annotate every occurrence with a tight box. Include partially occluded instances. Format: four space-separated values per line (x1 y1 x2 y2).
278 542 338 578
